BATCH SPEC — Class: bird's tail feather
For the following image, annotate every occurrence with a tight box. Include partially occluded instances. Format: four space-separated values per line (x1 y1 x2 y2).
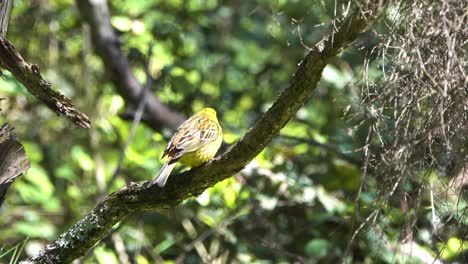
152 162 176 187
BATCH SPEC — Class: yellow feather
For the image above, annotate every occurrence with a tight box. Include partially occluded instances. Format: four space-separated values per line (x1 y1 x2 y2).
152 108 222 187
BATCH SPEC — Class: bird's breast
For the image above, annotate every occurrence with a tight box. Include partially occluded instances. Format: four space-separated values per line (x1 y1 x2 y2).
178 136 222 167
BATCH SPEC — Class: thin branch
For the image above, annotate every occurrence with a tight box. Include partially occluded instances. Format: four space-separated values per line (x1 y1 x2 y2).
280 134 362 166
0 36 91 128
177 205 251 262
0 0 13 36
106 44 154 191
111 233 130 264
24 6 375 264
75 0 185 131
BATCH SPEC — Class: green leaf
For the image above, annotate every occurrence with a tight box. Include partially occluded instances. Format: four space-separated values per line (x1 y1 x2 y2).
22 166 55 198
22 142 43 163
55 165 75 181
305 239 330 258
223 188 237 209
258 194 277 211
322 65 352 89
136 255 150 264
154 234 176 254
196 191 210 206
316 186 346 213
111 16 132 32
198 211 216 227
14 221 55 239
71 146 95 171
440 237 468 260
94 246 118 264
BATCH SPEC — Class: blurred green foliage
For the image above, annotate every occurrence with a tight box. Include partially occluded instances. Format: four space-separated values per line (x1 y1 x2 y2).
0 0 466 263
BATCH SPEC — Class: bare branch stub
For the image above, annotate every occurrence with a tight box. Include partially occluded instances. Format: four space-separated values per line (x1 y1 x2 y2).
0 124 30 207
0 36 91 128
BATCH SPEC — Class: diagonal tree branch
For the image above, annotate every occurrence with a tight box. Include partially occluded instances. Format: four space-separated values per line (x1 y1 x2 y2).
75 0 185 131
0 36 91 128
1 2 90 128
24 6 376 264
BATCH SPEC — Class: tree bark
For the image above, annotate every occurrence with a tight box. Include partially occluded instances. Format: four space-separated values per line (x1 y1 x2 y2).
23 7 375 264
0 124 30 207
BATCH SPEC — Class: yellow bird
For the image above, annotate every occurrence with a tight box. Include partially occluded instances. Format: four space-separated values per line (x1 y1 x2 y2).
152 108 223 187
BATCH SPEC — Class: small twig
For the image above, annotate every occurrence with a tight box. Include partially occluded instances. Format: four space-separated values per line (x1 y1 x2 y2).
181 218 210 262
293 18 312 51
343 209 380 264
111 233 130 264
105 44 154 191
176 205 251 263
430 180 437 234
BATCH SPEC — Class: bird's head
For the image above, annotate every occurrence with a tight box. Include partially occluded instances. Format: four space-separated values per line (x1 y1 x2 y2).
198 108 217 118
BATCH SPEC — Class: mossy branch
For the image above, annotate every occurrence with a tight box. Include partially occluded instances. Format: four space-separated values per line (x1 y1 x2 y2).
23 7 374 264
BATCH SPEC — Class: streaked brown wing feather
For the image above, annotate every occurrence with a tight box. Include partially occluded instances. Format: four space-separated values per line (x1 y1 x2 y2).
176 120 218 152
176 128 218 150
162 114 203 158
163 114 219 163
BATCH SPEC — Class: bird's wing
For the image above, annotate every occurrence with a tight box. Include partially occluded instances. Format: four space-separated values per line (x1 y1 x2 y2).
164 115 219 162
161 114 202 159
175 125 218 153
161 127 181 159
